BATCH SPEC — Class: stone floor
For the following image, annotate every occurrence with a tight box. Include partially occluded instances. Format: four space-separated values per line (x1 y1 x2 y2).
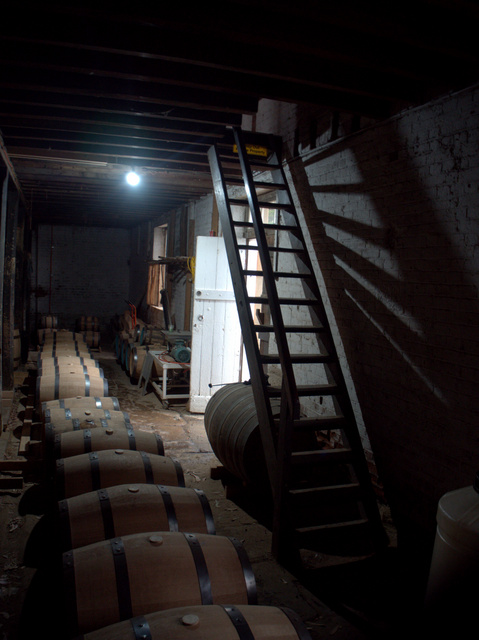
0 347 433 639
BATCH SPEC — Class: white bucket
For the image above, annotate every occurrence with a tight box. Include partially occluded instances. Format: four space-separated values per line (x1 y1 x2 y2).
424 472 479 624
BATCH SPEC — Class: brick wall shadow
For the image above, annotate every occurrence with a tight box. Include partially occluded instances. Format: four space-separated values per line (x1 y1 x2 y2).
286 117 479 571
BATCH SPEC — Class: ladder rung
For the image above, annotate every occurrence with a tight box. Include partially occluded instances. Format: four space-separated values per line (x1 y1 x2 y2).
223 176 286 189
229 198 294 213
295 519 369 535
291 448 353 464
236 244 306 254
253 325 324 333
248 296 318 306
260 353 332 364
240 271 315 280
290 415 348 430
289 483 361 504
267 383 339 397
233 221 299 232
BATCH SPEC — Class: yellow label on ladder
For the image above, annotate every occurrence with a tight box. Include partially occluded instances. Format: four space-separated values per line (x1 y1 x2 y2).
233 144 268 157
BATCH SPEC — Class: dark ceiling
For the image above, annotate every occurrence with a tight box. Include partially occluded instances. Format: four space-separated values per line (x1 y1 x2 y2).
1 1 478 228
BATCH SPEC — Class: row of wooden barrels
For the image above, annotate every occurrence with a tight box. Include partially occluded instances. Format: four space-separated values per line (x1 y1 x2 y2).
19 331 312 640
40 314 100 332
114 322 166 381
38 312 102 350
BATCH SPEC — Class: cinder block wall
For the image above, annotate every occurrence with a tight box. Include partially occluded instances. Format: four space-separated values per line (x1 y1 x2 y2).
33 224 130 335
252 85 479 551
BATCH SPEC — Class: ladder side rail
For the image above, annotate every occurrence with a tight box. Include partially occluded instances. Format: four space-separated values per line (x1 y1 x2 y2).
233 127 299 417
271 380 300 563
208 144 279 495
270 155 361 411
271 157 386 546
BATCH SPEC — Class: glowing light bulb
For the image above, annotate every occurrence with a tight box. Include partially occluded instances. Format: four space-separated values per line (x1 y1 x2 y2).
126 171 140 186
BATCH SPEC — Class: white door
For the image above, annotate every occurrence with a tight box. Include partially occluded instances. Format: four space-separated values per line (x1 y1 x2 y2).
189 236 247 413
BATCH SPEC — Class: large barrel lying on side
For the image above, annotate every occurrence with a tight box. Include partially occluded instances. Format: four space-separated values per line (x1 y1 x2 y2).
55 449 184 499
36 372 109 403
24 484 215 566
20 532 257 639
48 426 165 460
204 383 281 485
68 604 312 640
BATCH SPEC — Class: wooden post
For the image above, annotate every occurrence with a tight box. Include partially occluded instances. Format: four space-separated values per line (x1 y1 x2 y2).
0 169 9 421
2 187 19 392
183 219 195 331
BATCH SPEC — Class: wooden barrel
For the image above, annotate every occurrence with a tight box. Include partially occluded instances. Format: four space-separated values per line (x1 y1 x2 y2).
132 321 146 342
14 328 21 369
69 605 312 640
39 330 86 344
43 406 128 425
41 396 121 414
24 484 215 566
38 353 97 365
22 532 256 638
128 344 164 380
77 316 100 331
37 344 92 359
129 345 148 379
36 372 109 404
37 328 56 344
121 340 136 371
37 363 105 378
115 330 130 360
82 330 101 348
43 411 133 444
40 314 58 329
49 426 165 460
204 383 281 485
55 449 185 499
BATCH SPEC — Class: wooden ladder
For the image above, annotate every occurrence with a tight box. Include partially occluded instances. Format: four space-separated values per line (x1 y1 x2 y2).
208 127 387 565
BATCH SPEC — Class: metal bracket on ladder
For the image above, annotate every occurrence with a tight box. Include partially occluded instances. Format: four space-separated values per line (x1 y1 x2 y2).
208 127 388 565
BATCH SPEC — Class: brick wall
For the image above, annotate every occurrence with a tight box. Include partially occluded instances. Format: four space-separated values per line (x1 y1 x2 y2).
33 224 130 335
253 85 479 548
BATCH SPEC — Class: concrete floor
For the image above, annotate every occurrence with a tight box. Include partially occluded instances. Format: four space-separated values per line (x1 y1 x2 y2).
0 347 430 639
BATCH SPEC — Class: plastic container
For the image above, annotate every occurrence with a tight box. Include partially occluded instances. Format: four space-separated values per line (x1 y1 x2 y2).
424 471 479 614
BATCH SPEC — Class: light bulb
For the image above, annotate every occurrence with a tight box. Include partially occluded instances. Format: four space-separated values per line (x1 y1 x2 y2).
126 171 140 186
